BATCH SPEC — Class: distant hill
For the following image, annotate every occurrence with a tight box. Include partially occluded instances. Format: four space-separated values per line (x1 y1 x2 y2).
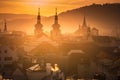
0 13 36 34
52 3 120 35
0 3 120 35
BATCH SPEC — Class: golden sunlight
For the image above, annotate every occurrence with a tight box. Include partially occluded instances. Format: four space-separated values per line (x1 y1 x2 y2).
51 64 60 72
27 0 48 6
0 0 120 16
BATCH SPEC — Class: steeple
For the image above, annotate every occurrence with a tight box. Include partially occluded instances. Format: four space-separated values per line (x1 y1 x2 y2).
54 8 58 24
51 8 61 40
37 8 41 24
34 8 43 37
82 16 87 27
4 19 7 32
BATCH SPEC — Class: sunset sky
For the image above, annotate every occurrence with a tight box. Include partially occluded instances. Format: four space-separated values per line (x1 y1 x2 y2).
0 0 120 16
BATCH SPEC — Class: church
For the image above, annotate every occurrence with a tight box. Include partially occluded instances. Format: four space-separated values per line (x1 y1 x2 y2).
34 8 99 41
74 16 99 39
34 8 62 41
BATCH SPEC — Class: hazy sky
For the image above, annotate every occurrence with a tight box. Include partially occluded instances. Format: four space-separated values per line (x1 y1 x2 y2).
0 0 120 16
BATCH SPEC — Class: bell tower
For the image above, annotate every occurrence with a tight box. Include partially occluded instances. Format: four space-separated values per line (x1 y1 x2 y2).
34 8 43 37
51 8 61 41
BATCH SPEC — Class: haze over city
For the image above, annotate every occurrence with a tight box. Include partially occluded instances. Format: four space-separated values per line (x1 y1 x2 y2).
0 1 120 80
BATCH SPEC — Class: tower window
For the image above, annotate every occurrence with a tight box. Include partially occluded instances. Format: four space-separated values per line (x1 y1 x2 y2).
4 50 7 54
4 57 12 61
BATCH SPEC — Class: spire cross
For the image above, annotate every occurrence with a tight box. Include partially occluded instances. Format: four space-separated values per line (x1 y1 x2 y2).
37 8 41 24
4 19 7 32
38 8 40 15
56 8 57 15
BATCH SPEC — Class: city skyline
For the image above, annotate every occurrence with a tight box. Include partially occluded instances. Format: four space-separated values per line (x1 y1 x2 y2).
0 0 120 16
0 1 120 80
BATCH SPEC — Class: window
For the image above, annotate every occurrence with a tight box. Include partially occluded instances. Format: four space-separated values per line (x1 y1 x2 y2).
4 50 7 54
4 57 12 61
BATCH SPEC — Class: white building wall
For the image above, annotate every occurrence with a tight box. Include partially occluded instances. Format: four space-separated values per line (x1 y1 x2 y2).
0 46 18 67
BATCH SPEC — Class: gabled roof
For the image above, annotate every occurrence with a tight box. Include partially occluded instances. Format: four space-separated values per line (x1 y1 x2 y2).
27 64 41 71
68 50 85 56
12 66 28 80
24 35 59 52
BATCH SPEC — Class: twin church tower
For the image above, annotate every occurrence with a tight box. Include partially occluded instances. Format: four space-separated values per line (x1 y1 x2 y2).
34 8 61 40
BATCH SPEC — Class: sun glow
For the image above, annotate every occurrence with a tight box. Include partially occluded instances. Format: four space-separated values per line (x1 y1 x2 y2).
28 0 48 6
0 0 120 16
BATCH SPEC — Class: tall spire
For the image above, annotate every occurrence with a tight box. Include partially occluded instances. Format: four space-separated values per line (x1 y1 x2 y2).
35 8 43 37
82 15 87 27
54 8 58 24
56 8 57 16
37 8 41 24
79 25 81 30
38 8 40 15
4 19 7 32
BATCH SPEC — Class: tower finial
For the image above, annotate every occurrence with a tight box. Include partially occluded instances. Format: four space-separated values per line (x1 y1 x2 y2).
54 8 58 24
56 8 57 15
4 19 7 32
38 8 40 15
79 25 81 29
37 8 41 24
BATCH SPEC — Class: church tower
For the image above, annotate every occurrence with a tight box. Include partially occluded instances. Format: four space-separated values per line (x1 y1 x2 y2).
82 16 87 28
4 19 7 32
75 15 91 39
34 8 43 37
81 16 91 38
51 8 61 40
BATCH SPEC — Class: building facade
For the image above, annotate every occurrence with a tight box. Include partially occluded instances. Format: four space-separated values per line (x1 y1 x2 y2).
0 46 18 68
